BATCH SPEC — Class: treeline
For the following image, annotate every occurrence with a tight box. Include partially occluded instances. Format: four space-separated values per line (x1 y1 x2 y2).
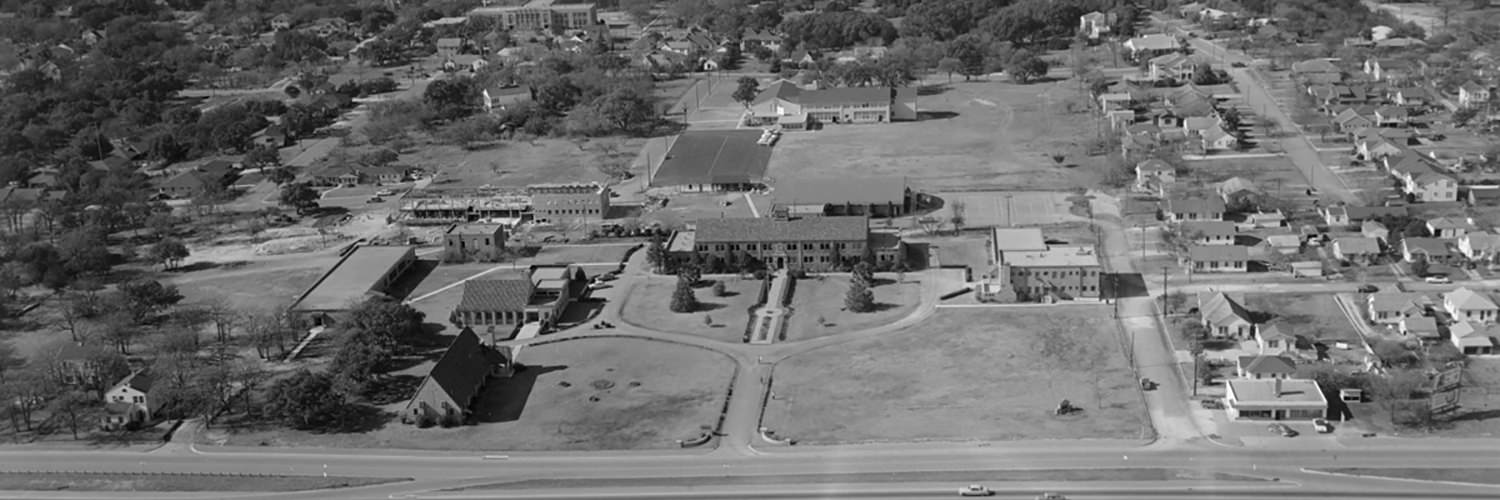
900 0 1136 44
1236 0 1420 43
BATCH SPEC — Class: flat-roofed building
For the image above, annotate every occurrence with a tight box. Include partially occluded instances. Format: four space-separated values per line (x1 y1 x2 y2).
401 195 531 223
680 215 902 270
1225 378 1328 420
746 81 917 125
528 182 609 222
444 223 507 262
469 0 596 31
772 178 911 218
289 245 417 325
987 227 1103 302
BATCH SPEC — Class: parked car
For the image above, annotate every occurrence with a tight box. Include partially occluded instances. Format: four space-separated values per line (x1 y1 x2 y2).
1268 423 1298 437
958 484 993 496
1425 275 1452 284
1200 398 1223 409
1313 418 1333 433
375 189 394 196
1357 284 1379 293
1036 493 1067 500
366 196 383 203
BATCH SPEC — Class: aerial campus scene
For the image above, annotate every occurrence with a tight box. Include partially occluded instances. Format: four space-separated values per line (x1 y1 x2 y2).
8 0 1500 499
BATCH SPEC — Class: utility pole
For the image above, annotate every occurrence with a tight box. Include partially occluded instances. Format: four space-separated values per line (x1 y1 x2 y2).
1161 265 1170 315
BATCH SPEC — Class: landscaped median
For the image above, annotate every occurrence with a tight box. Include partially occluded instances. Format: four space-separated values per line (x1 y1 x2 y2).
0 471 406 492
1307 468 1500 486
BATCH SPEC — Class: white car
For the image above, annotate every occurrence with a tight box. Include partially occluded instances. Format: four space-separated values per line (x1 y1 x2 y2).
376 189 394 196
1425 275 1452 284
1313 418 1333 433
958 484 993 497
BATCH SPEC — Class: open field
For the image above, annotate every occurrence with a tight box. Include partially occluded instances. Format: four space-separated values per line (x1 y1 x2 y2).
766 80 1107 191
407 137 644 190
619 276 765 343
171 267 326 313
1243 293 1359 343
0 472 403 492
764 307 1149 444
639 191 769 229
932 191 1085 228
203 337 733 451
784 275 921 340
466 468 1262 490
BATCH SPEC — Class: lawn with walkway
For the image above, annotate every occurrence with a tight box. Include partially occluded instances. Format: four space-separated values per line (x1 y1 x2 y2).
783 274 921 340
619 276 767 343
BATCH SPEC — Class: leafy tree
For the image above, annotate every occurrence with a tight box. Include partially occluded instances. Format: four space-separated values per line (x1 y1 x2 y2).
779 11 897 49
1190 64 1220 85
347 299 427 346
947 34 987 80
1006 51 1049 84
646 234 667 273
330 331 395 394
267 370 348 430
845 276 876 312
57 228 112 277
148 238 190 270
937 57 963 82
732 77 761 109
268 167 296 185
852 261 875 286
424 77 480 121
1409 258 1430 278
712 281 727 297
49 391 97 439
1453 107 1479 127
670 275 699 313
245 145 281 168
278 182 320 214
117 279 184 324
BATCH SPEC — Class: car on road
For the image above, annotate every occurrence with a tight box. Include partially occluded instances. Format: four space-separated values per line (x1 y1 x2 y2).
1357 284 1379 293
958 484 993 496
366 196 384 203
1140 377 1156 390
1425 275 1452 284
1268 423 1298 437
1036 493 1067 500
375 189 394 196
1313 418 1334 433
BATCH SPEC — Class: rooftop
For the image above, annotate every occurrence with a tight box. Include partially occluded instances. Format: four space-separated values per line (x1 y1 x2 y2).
447 223 506 236
991 228 1049 253
1200 292 1252 326
1334 237 1380 255
1238 355 1296 374
695 216 868 243
1446 287 1498 311
1003 246 1101 268
456 278 533 313
651 130 773 187
1228 378 1328 406
1188 245 1249 261
773 178 907 206
1182 221 1236 237
290 246 415 312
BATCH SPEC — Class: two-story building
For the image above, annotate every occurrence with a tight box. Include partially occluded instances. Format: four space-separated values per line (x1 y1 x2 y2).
101 369 154 431
443 223 507 262
1459 82 1492 108
527 182 610 222
745 81 918 125
1079 11 1116 39
992 228 1103 303
674 215 903 271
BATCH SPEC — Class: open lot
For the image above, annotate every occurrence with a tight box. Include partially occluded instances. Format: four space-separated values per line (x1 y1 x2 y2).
619 276 766 343
171 267 327 313
766 80 1107 191
408 137 643 191
784 275 921 340
1243 293 1360 344
639 191 769 229
763 307 1149 444
203 337 733 451
932 191 1085 228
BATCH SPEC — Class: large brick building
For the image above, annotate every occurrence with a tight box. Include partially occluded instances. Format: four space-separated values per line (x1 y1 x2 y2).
469 0 596 31
985 228 1103 302
443 223 507 262
746 81 917 126
669 215 903 270
528 183 609 222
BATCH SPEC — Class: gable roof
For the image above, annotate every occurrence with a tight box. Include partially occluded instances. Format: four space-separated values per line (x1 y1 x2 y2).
1403 237 1452 257
111 369 154 394
1369 292 1428 314
418 328 505 411
1258 322 1293 341
1428 217 1476 231
752 80 802 105
456 278 534 313
1447 287 1498 311
1238 355 1296 374
696 216 868 243
1291 59 1340 74
1217 177 1259 195
1136 159 1174 173
1126 34 1178 51
1402 315 1439 332
1165 197 1225 214
1200 292 1253 326
1188 245 1249 261
1334 237 1380 255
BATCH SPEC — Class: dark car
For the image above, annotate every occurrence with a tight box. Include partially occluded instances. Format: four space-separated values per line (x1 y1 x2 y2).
1358 284 1379 293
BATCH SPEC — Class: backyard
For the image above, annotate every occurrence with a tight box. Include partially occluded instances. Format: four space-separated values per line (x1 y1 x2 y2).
200 337 734 451
619 276 767 343
766 80 1106 192
783 275 921 340
1243 293 1361 344
763 307 1149 444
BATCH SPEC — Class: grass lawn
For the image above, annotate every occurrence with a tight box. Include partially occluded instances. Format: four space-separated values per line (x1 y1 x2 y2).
767 80 1106 191
619 276 765 343
408 137 644 191
170 268 327 312
529 243 636 265
0 473 404 492
204 337 733 451
764 307 1149 444
1313 468 1500 485
466 468 1263 490
784 275 920 341
1243 293 1360 343
639 192 768 230
1347 359 1500 437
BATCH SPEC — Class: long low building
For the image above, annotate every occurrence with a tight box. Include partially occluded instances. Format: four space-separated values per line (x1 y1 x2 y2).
983 227 1103 303
289 245 417 325
668 215 904 270
1225 378 1327 420
650 130 773 192
746 81 917 125
772 178 912 218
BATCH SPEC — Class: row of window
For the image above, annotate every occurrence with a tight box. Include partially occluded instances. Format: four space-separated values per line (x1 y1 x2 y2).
1026 284 1098 293
540 208 602 215
697 242 863 252
1014 268 1100 278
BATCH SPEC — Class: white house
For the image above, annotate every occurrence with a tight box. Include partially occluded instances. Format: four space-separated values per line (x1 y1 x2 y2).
1445 287 1499 324
1459 82 1491 108
101 369 154 430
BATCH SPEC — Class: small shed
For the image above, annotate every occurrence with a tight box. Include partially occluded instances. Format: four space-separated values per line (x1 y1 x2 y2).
1290 261 1322 278
1340 388 1363 403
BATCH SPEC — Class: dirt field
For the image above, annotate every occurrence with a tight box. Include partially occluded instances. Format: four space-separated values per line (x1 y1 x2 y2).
172 267 327 313
766 80 1107 191
932 191 1086 228
763 307 1149 444
408 137 645 190
203 337 733 451
619 276 765 343
639 192 770 229
784 275 921 341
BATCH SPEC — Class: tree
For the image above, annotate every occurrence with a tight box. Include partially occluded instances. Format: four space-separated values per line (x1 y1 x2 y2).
267 370 347 430
50 391 97 439
852 261 875 286
712 281 727 297
946 35 987 80
117 279 183 324
267 167 296 185
148 238 190 270
1453 107 1479 127
330 331 395 394
732 77 761 109
845 276 876 312
278 182 320 215
1190 63 1220 85
1410 258 1430 277
245 146 281 168
1006 51 1049 84
424 77 480 121
937 57 962 83
669 275 699 313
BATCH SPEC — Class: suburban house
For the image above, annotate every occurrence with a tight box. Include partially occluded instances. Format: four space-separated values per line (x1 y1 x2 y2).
745 81 917 126
402 328 515 426
1256 323 1294 353
1390 87 1430 107
1470 186 1500 206
100 369 153 431
1199 127 1239 151
1367 292 1431 325
740 30 783 52
1236 355 1296 380
1199 292 1256 338
1354 131 1407 160
1333 237 1381 264
1459 232 1500 261
1450 322 1498 355
1290 59 1342 84
1079 11 1116 39
1216 177 1259 202
1445 287 1499 324
1135 159 1176 191
1428 217 1478 239
1394 168 1459 203
1242 211 1286 229
1362 220 1389 244
154 171 217 199
1181 220 1235 245
1148 52 1205 81
1399 315 1441 340
772 178 912 218
1224 378 1327 420
1185 245 1249 273
1373 106 1410 127
1332 108 1374 133
1320 204 1407 228
1402 237 1454 263
1459 82 1492 108
1163 197 1225 223
451 265 589 333
436 37 463 58
1363 58 1416 82
1123 34 1179 59
443 223 506 262
528 183 610 222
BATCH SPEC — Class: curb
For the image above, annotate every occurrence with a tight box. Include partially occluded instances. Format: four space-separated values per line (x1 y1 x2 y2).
1298 468 1500 488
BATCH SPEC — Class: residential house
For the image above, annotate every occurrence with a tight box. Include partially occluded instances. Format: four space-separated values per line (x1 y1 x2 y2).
1385 153 1456 202
309 17 349 38
443 223 507 262
1363 220 1390 244
1391 87 1429 107
1124 34 1180 59
1265 234 1302 254
1291 59 1342 85
1098 92 1134 112
1332 108 1374 133
1243 211 1287 229
1256 322 1295 353
1373 106 1410 127
1185 245 1249 273
740 30 782 52
1367 292 1430 324
1200 292 1256 338
1472 187 1500 206
1403 237 1454 263
1428 217 1478 238
154 171 214 199
24 172 58 189
251 126 290 149
1354 131 1406 160
436 37 463 58
1224 378 1328 420
1079 11 1116 39
1135 159 1176 190
1446 287 1499 324
101 370 153 431
1460 232 1500 262
1217 177 1260 202
402 328 514 426
1450 322 1499 355
1459 82 1492 108
270 13 292 31
1149 52 1204 81
1333 237 1381 264
1236 355 1296 380
1163 197 1225 223
1399 315 1442 340
1182 221 1236 246
1364 58 1417 82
